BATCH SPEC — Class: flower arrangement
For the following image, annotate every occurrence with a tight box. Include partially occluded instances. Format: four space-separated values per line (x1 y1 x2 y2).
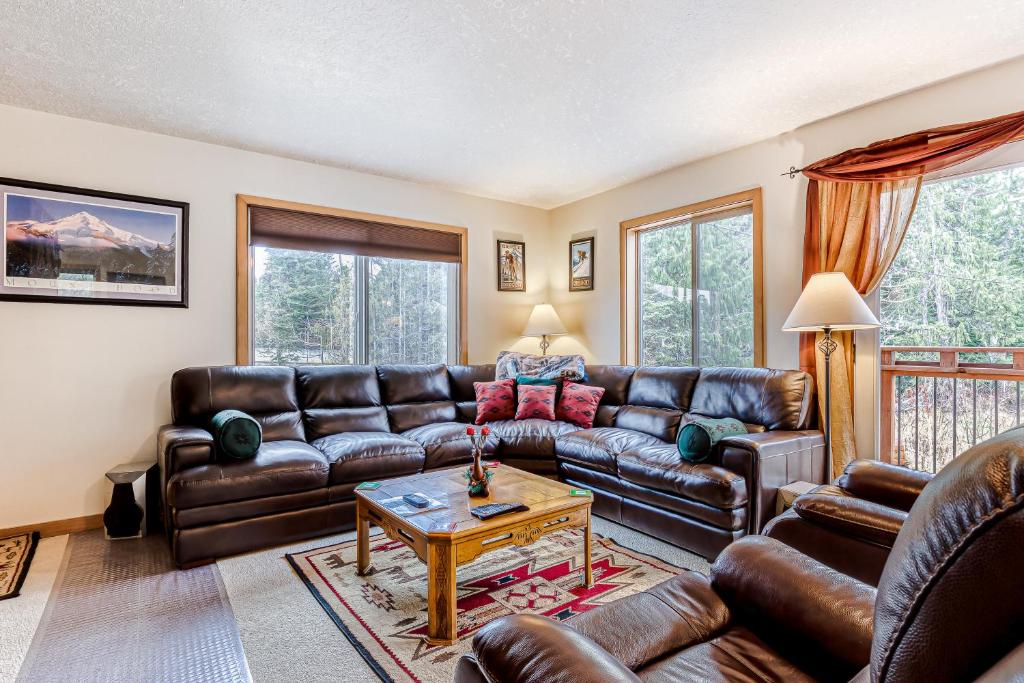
465 426 494 497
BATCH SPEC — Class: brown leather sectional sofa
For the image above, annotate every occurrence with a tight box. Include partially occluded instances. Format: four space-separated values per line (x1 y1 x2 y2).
158 363 824 567
455 427 1024 683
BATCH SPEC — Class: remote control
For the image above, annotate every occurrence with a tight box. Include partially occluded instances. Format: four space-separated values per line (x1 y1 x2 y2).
470 502 530 520
403 493 430 508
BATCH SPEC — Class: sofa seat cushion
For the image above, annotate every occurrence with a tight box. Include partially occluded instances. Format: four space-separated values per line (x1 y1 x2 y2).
555 428 667 474
312 432 425 485
486 419 579 458
618 445 747 509
402 422 498 470
167 440 329 509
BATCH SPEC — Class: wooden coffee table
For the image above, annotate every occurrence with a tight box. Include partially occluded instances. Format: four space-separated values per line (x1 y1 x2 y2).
354 465 593 645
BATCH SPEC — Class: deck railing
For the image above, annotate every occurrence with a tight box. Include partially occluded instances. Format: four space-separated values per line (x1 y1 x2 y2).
881 346 1024 473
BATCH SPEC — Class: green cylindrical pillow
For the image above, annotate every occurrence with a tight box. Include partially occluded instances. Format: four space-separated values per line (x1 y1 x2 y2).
677 416 747 463
210 409 262 461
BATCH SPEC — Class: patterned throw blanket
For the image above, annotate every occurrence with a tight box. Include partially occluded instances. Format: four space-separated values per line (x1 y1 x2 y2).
496 351 585 381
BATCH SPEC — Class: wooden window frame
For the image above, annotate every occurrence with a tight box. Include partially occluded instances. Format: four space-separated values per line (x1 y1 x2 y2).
235 194 469 365
619 188 764 367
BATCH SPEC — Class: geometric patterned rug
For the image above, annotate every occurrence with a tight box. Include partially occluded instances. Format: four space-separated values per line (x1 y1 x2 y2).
0 532 39 601
287 528 688 682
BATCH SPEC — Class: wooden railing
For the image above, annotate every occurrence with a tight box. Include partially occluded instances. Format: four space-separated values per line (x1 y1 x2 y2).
881 346 1024 472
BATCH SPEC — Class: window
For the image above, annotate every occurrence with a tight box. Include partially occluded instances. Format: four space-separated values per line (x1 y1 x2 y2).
621 189 763 367
237 196 466 366
881 163 1024 347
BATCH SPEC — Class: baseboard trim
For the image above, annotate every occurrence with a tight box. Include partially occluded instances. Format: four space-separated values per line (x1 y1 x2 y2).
0 514 104 539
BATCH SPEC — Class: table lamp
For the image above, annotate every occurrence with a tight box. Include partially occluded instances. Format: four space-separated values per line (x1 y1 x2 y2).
783 272 879 463
522 303 567 355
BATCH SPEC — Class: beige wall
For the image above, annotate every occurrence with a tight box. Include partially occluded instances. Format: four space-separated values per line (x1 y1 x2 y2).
0 105 550 529
547 56 1024 458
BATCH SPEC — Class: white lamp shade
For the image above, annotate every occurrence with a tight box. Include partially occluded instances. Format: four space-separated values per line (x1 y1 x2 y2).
522 304 568 337
782 272 880 332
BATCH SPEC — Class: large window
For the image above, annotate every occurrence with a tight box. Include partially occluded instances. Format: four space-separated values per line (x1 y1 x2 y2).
238 196 466 366
622 189 763 367
881 163 1024 347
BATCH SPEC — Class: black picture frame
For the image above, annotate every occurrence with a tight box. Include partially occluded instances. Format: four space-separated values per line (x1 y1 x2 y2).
496 239 526 291
0 177 189 307
569 236 594 291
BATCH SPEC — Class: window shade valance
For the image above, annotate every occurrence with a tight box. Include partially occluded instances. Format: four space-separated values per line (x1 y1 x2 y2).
249 206 463 263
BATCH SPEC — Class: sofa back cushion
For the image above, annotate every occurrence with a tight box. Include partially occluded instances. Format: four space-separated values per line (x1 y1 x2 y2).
295 365 389 440
626 366 701 410
172 366 305 441
448 364 497 423
579 365 634 427
378 364 456 432
377 364 451 404
689 367 814 431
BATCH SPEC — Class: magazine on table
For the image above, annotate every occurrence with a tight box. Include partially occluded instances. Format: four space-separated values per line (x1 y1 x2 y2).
380 493 447 517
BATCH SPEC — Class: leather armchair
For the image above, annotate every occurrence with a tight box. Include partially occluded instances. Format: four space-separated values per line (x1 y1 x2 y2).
764 459 932 585
458 427 1024 682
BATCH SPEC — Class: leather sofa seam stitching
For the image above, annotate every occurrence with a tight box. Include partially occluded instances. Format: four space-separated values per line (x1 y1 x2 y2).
878 489 1024 679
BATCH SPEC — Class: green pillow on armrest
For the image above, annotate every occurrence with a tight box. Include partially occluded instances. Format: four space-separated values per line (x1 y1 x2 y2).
677 416 747 463
210 409 262 461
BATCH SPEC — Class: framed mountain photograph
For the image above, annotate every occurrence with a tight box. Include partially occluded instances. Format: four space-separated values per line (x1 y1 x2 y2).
496 239 525 291
1 178 188 306
569 236 594 291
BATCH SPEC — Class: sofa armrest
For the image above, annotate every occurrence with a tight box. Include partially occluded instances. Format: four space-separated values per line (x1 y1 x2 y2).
711 536 875 671
835 459 932 511
472 614 641 683
717 430 826 532
792 485 906 547
157 424 214 477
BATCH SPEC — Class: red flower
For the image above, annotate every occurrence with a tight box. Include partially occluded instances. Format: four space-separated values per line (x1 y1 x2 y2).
466 426 475 435
481 426 490 436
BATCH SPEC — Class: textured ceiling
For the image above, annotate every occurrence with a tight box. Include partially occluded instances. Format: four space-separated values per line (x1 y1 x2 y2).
2 1 1024 208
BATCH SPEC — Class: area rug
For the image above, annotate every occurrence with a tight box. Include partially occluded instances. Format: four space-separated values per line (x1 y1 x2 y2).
287 528 689 682
0 531 39 600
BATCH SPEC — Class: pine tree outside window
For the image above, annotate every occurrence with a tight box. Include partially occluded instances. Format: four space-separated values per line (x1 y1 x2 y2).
621 189 764 368
238 196 467 366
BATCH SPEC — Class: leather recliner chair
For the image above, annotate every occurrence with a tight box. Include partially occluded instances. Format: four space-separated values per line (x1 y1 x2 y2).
763 459 933 585
455 427 1024 682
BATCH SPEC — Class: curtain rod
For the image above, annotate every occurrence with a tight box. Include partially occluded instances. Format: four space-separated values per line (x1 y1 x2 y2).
781 166 803 179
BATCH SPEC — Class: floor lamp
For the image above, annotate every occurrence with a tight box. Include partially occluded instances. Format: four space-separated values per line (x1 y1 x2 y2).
783 272 879 465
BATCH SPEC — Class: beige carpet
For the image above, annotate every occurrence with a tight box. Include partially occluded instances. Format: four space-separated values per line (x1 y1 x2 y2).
218 517 709 682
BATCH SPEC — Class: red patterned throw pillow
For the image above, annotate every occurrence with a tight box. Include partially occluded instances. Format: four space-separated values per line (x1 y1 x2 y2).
515 384 557 421
556 381 606 429
473 379 516 425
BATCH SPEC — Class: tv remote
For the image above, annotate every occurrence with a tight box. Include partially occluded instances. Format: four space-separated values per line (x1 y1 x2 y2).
403 493 430 508
470 502 529 520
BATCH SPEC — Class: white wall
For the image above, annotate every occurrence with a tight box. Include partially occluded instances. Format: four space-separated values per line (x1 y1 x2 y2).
0 105 550 529
547 56 1024 458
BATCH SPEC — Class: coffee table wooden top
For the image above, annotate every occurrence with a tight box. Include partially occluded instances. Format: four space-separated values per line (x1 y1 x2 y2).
355 465 589 540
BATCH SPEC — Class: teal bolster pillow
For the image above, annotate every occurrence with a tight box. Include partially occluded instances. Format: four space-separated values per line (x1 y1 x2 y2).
677 416 747 463
210 409 262 461
516 375 561 401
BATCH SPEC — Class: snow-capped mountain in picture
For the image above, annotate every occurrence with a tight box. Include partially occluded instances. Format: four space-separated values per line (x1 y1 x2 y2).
4 193 179 288
6 211 173 254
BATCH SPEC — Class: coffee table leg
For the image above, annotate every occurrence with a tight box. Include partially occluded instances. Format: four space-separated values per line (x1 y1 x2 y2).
427 541 457 645
583 508 593 588
356 501 371 576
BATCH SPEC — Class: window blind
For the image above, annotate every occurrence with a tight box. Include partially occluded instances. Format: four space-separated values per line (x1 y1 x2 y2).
249 206 462 263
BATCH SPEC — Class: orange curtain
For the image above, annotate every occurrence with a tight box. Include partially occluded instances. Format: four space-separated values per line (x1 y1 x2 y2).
800 109 1024 477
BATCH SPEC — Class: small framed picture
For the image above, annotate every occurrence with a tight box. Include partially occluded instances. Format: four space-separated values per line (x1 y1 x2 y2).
569 236 594 291
2 177 188 307
497 239 525 291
